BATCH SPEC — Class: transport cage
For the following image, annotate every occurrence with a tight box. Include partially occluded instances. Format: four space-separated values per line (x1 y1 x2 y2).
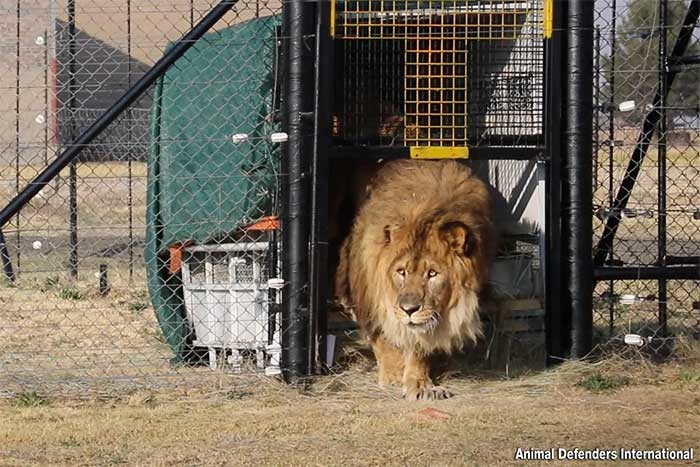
331 0 546 147
181 242 282 374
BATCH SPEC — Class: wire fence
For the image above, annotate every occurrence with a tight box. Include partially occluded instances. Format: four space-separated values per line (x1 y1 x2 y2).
0 0 285 397
592 0 700 349
1 0 699 399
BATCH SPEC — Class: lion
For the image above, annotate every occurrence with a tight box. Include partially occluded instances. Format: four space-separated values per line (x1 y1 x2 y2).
335 159 495 400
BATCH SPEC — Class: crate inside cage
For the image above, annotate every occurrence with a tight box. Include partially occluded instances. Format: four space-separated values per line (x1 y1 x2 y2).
332 0 544 146
181 242 281 374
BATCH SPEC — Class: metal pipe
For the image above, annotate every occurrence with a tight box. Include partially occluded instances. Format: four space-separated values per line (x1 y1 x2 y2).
666 255 700 265
68 0 78 278
667 54 700 70
15 0 21 275
608 0 617 335
44 28 49 167
658 0 668 335
593 0 700 266
127 0 134 281
595 266 700 281
543 0 566 363
565 0 594 359
308 0 332 374
0 0 239 230
593 27 600 190
280 0 313 382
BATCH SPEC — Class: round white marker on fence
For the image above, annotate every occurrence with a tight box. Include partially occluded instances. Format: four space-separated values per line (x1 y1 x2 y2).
270 132 288 143
32 241 42 250
618 100 635 112
231 133 248 143
35 114 45 124
624 334 646 347
34 35 45 46
619 294 639 305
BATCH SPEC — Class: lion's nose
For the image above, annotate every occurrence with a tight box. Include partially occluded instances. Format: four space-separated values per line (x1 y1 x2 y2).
399 299 422 316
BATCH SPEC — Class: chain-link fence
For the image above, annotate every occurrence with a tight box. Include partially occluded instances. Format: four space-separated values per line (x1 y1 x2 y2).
592 0 700 348
3 0 699 399
0 0 284 397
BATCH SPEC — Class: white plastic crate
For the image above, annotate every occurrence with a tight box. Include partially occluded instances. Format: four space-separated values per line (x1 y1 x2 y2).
181 242 281 374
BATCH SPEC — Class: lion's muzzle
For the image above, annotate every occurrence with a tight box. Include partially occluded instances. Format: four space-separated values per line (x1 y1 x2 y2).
398 295 422 316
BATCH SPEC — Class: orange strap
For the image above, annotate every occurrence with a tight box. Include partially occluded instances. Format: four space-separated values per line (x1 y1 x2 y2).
243 215 279 232
168 241 194 275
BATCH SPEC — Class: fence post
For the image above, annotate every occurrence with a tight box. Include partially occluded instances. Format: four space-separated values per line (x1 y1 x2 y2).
68 0 78 279
566 0 594 358
280 0 313 382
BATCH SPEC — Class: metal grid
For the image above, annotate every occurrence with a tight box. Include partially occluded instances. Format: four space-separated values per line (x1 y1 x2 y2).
332 0 546 147
333 0 537 40
592 0 700 346
0 0 285 398
404 36 468 146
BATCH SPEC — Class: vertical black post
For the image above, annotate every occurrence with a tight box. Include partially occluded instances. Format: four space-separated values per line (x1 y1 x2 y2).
44 28 49 167
565 0 594 358
607 0 617 335
657 0 668 336
99 263 109 296
15 0 21 274
0 230 15 283
544 0 567 363
281 0 313 382
68 0 78 279
308 0 332 373
593 27 600 190
127 0 134 281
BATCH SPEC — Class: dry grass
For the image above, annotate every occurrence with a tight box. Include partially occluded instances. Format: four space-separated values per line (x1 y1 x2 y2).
1 355 699 467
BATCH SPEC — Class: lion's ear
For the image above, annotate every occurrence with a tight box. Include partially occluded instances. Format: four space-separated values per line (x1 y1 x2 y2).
383 225 393 244
440 221 469 255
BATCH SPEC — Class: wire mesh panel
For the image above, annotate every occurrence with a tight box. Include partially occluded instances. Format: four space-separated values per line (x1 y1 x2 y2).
0 0 284 398
332 0 546 147
592 0 700 347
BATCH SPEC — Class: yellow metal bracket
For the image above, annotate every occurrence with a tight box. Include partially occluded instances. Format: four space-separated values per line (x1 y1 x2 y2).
330 0 336 37
544 0 553 38
409 146 469 159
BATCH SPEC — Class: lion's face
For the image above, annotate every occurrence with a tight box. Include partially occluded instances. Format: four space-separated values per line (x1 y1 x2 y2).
389 253 451 332
383 221 474 334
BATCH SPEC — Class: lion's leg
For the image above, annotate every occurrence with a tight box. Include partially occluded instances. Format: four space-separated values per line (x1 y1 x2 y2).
370 336 404 385
402 351 451 400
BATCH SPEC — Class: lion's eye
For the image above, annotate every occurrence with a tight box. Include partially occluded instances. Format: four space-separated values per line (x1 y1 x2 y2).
396 268 406 277
428 269 438 278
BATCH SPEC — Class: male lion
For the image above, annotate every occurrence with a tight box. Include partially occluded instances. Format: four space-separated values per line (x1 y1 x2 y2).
335 159 495 400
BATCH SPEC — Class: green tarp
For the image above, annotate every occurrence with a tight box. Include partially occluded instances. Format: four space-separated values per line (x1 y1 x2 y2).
145 16 280 361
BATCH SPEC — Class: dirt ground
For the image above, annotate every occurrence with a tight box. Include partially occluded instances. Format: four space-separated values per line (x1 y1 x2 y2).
1 358 699 467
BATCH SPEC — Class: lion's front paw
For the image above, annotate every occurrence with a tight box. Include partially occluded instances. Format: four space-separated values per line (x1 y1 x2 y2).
402 382 452 400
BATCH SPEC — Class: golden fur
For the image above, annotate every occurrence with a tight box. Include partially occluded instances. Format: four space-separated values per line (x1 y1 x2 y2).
335 160 495 400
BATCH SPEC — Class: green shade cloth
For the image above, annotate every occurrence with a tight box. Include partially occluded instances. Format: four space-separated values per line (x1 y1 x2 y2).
145 16 280 361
